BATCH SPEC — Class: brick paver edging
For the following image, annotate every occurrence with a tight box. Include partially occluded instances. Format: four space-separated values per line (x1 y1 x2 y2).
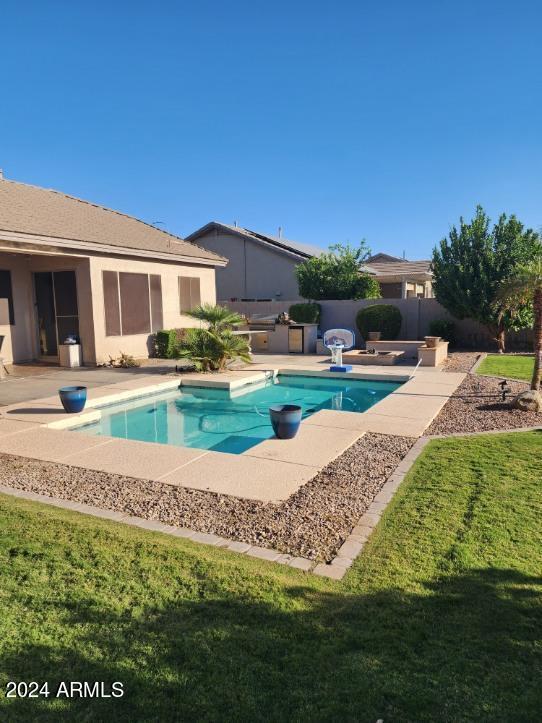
469 352 488 374
427 424 542 439
3 423 538 579
0 438 430 581
0 483 318 571
312 436 430 580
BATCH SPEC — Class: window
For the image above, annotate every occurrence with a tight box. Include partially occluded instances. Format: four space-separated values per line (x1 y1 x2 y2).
119 272 151 335
0 270 15 325
179 276 201 314
102 271 163 336
150 275 163 331
103 271 121 336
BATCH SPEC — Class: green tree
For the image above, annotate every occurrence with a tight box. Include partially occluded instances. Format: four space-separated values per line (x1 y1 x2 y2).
499 255 542 391
295 241 381 300
432 207 539 352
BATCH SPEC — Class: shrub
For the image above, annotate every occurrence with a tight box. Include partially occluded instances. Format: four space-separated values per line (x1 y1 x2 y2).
295 241 381 300
429 319 456 346
101 352 140 368
154 329 185 358
177 328 251 372
176 304 251 372
288 302 321 324
356 304 402 340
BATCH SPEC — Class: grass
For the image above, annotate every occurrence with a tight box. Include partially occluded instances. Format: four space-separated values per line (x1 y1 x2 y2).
1 431 541 721
477 353 535 381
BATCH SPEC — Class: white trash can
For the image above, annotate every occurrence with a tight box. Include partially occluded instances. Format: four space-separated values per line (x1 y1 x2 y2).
59 344 82 368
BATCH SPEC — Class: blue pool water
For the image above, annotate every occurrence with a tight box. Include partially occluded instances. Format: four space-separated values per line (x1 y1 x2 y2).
76 374 401 454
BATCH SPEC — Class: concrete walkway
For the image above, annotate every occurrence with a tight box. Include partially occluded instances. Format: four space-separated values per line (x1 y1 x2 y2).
0 363 178 406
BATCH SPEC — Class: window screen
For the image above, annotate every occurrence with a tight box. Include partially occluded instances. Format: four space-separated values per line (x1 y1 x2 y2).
119 272 150 335
0 270 15 325
179 276 201 313
103 271 163 336
103 271 121 336
150 274 163 331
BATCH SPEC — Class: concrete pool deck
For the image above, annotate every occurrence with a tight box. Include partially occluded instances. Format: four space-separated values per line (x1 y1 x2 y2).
0 358 465 502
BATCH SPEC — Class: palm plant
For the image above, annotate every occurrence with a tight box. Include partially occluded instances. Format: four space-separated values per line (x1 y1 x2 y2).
184 303 246 333
177 304 251 372
499 256 542 391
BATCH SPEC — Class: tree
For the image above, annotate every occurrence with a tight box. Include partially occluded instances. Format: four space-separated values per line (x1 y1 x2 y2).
432 207 539 352
499 255 542 391
176 304 251 371
295 241 381 300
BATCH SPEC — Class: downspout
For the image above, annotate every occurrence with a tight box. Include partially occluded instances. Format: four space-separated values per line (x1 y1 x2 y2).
243 238 247 297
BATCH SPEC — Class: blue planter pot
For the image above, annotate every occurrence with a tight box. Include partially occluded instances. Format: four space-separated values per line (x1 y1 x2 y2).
269 404 302 440
58 386 87 413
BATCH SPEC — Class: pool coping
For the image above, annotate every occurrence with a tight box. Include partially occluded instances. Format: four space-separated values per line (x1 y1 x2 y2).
0 366 466 503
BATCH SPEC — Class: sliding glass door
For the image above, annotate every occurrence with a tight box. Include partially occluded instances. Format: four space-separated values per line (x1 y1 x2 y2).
34 271 79 358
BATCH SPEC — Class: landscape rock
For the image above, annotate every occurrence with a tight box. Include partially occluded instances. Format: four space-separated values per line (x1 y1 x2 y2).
0 433 414 563
512 390 542 412
426 373 541 435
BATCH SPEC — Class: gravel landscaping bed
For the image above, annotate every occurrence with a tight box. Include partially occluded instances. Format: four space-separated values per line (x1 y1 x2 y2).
426 374 541 435
442 351 482 373
0 433 413 562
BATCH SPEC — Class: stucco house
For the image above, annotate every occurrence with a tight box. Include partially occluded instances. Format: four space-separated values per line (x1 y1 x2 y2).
185 222 324 302
364 253 433 299
0 176 226 365
186 222 433 302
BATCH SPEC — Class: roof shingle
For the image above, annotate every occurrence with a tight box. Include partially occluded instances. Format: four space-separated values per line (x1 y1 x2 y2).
0 178 225 264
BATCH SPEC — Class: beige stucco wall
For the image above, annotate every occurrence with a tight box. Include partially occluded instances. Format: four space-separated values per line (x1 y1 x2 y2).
195 230 303 301
0 253 35 364
224 297 532 349
28 254 95 364
0 245 217 365
88 254 216 363
0 252 94 364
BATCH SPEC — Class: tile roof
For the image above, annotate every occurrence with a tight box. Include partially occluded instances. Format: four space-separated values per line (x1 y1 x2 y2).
365 260 432 276
366 252 405 263
0 178 225 264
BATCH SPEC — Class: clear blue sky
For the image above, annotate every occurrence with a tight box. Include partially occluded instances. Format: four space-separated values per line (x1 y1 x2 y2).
1 0 541 259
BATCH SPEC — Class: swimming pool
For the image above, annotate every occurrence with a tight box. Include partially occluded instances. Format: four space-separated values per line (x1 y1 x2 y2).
76 374 401 454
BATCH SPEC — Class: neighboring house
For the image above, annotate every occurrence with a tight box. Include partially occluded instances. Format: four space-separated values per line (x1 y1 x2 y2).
187 222 433 301
365 253 433 299
0 176 226 365
185 222 324 302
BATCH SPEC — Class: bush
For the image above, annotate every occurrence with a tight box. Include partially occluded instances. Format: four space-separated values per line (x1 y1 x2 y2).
356 304 402 340
429 319 456 346
154 329 185 358
288 302 321 324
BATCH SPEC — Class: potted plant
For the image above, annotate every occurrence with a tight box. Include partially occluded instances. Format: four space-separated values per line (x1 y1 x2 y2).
367 331 381 341
424 336 441 348
58 385 87 413
269 404 302 439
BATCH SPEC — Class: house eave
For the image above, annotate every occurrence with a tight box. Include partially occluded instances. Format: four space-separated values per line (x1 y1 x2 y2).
375 272 433 283
0 229 228 267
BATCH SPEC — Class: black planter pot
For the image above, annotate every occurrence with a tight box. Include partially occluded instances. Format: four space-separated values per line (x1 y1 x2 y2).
58 386 87 413
269 404 302 439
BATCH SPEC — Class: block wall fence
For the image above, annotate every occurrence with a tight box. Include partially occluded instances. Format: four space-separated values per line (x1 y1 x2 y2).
220 297 533 350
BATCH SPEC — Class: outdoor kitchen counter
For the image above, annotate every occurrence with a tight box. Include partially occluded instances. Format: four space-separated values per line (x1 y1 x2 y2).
248 323 318 354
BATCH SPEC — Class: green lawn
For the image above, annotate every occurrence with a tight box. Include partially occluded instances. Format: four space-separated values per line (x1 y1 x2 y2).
1 431 541 721
477 353 535 381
